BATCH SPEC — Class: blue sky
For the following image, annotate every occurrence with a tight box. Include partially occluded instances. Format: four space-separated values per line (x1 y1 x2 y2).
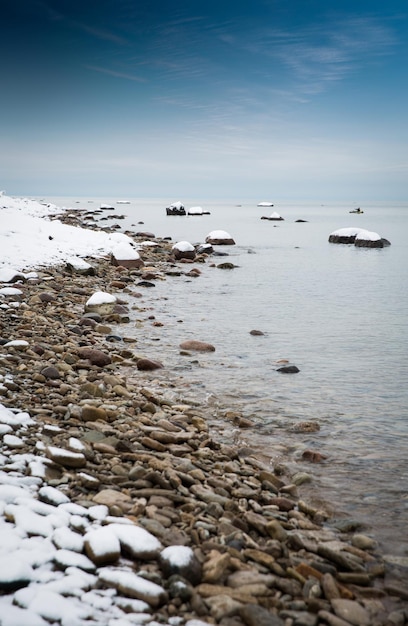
1 0 407 200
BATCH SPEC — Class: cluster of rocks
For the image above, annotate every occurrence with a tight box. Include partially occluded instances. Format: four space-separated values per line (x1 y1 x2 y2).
328 228 391 248
0 219 406 625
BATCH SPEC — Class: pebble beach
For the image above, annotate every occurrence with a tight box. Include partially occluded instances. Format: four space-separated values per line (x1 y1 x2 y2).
0 196 407 626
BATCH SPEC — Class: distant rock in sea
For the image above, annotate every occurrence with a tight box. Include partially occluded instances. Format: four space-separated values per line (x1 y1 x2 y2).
166 201 186 216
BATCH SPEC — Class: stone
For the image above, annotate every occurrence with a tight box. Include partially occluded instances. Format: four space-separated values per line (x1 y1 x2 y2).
240 603 284 626
92 489 131 509
205 231 235 245
179 340 215 352
84 291 117 316
331 599 371 625
77 347 112 367
277 364 299 373
172 241 196 261
84 526 121 566
98 569 168 607
136 358 164 371
159 545 202 585
205 595 244 621
81 405 109 422
46 446 86 468
40 366 61 379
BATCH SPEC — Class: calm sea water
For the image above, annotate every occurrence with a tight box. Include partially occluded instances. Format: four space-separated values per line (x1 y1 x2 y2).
43 196 408 561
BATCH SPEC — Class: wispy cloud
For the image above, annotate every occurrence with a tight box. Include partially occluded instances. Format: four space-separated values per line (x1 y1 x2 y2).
224 14 398 95
85 65 146 82
38 1 128 46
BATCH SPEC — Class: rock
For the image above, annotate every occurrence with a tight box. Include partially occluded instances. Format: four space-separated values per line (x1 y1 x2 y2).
261 211 284 221
172 241 196 261
81 405 109 422
159 546 202 585
136 358 164 371
84 527 121 566
92 489 131 510
205 230 235 245
0 555 33 592
277 365 299 373
179 340 215 352
46 446 87 468
240 603 284 626
351 534 377 550
40 366 61 379
66 259 96 275
302 450 328 463
99 569 168 607
249 329 264 336
84 291 117 316
331 599 371 625
166 201 186 216
205 595 244 621
77 347 112 367
109 523 162 560
111 243 144 269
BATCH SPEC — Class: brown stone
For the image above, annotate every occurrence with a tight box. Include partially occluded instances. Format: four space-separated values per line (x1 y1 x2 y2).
179 340 215 352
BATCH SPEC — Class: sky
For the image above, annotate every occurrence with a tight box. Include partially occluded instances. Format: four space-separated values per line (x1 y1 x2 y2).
1 0 407 201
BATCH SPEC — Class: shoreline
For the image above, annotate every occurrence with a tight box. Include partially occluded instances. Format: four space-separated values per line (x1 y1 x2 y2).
1 206 407 625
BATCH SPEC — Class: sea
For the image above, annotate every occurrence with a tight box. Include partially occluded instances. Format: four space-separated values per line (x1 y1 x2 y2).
40 195 408 567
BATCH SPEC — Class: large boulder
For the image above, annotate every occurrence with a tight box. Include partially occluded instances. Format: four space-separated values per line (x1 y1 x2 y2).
205 230 235 245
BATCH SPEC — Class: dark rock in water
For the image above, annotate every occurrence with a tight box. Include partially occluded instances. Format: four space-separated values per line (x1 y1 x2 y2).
137 280 156 288
329 233 357 244
295 219 308 223
277 365 300 373
136 358 164 371
250 330 264 336
302 449 328 463
166 206 186 216
217 262 237 270
179 340 215 352
196 243 213 255
106 334 123 342
355 237 391 248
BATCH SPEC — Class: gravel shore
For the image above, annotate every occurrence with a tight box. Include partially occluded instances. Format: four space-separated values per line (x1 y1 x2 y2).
0 210 407 626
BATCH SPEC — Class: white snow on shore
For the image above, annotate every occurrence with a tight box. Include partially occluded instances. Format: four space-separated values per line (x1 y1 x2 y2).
0 193 134 273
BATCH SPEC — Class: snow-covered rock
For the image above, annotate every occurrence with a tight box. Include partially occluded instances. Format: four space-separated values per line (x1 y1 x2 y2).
329 227 391 247
111 243 144 269
84 291 117 316
166 201 186 216
261 211 284 221
172 241 196 260
205 230 235 245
